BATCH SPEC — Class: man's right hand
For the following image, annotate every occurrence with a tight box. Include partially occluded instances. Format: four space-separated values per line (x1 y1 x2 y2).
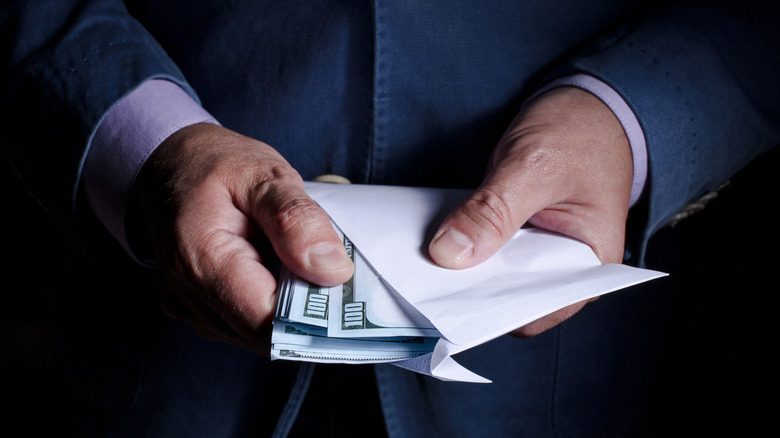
134 123 354 353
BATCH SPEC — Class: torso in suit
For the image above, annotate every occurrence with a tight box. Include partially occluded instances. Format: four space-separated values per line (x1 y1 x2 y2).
2 1 778 436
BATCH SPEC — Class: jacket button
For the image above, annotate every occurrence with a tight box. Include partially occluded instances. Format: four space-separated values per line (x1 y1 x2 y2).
312 174 351 184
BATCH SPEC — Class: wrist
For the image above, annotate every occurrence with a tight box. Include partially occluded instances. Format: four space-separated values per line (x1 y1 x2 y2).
83 79 218 264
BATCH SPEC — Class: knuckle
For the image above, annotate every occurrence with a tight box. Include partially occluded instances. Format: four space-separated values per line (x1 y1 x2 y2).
244 164 314 229
270 195 323 234
264 162 303 185
517 146 571 179
461 188 513 238
245 163 300 197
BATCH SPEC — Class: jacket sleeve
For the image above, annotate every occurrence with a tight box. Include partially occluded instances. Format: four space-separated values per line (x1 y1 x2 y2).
1 0 197 233
552 0 780 264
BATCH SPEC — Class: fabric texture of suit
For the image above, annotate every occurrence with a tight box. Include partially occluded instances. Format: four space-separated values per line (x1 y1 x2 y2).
2 0 778 436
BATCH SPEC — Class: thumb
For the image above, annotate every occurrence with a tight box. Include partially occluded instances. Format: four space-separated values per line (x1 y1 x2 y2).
244 176 355 286
428 179 548 269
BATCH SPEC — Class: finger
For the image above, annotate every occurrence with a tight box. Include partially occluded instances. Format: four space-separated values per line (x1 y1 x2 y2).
160 267 272 355
190 310 272 355
428 152 560 269
157 273 251 347
528 205 626 264
509 298 597 338
241 168 354 287
194 200 280 341
162 176 282 347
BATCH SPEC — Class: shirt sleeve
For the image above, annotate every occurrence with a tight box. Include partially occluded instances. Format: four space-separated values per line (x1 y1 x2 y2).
83 79 219 263
529 73 648 207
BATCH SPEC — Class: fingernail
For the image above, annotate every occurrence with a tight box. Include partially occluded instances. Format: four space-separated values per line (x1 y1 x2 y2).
431 228 474 262
308 242 351 271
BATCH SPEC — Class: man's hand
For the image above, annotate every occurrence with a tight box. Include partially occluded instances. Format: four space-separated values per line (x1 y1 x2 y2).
428 87 633 337
135 123 354 353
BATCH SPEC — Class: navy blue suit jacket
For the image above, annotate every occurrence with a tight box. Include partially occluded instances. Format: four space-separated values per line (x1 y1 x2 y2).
2 1 778 436
4 0 778 257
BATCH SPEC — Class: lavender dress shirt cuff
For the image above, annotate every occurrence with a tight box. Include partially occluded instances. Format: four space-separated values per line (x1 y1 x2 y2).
530 74 648 207
83 79 219 264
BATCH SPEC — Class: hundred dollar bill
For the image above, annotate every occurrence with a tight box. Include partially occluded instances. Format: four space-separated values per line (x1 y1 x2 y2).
276 225 439 338
271 224 440 364
327 235 440 339
270 321 437 363
276 268 334 328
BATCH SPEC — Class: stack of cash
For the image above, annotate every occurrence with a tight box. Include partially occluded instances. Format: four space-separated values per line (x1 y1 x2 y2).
271 228 441 363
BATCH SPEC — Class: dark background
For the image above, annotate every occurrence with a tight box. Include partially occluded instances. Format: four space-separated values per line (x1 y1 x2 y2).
2 146 778 436
638 145 779 436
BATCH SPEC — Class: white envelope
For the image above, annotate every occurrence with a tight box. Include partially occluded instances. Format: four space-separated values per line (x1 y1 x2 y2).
305 182 666 383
